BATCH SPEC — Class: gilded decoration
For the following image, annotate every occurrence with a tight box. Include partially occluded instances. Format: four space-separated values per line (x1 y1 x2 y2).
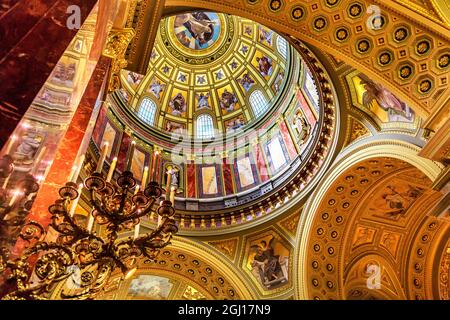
103 28 136 92
208 238 239 261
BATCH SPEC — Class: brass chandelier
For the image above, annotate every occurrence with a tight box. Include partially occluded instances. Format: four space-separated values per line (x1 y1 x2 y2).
0 142 178 300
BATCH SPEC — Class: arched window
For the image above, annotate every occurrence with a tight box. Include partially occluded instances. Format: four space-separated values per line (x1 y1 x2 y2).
196 114 215 139
276 36 288 59
250 90 269 118
137 98 157 125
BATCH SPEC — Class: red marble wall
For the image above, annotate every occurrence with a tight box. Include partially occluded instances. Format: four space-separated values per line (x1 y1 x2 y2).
255 143 270 182
0 0 98 150
116 132 131 172
279 120 298 160
187 162 196 198
222 159 234 195
91 104 108 145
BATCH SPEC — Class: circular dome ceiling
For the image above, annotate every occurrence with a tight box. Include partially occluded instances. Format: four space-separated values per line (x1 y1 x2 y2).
119 11 294 138
104 11 337 232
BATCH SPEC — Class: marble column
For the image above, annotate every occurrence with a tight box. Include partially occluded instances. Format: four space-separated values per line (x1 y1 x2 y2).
0 0 98 150
11 55 112 257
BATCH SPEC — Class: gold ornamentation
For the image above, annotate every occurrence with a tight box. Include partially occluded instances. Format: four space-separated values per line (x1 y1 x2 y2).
103 28 136 93
208 239 238 260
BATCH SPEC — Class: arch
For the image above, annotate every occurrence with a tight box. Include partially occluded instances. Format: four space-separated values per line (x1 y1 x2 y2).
196 113 215 139
163 0 450 120
249 90 269 117
343 254 406 300
293 139 443 299
137 97 157 125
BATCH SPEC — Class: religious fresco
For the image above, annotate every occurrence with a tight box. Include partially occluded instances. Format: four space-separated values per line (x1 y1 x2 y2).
37 87 72 108
168 91 188 117
50 58 77 87
164 120 187 134
253 51 274 79
237 73 256 92
173 12 221 50
148 78 166 101
119 13 297 138
347 71 417 125
245 233 290 290
218 87 240 115
126 71 144 89
258 25 274 47
195 92 211 110
368 181 425 221
128 275 174 299
224 115 246 133
272 71 285 94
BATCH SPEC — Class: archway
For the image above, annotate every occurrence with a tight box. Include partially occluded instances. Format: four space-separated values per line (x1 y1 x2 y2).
293 140 445 299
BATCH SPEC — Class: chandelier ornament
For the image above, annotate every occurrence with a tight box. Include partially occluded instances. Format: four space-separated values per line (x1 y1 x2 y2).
0 141 178 300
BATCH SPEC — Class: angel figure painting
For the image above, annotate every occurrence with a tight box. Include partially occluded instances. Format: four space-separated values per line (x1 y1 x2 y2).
353 73 415 123
173 12 221 50
126 71 144 88
148 79 166 101
255 56 273 78
258 26 274 46
368 182 425 220
248 235 289 290
237 73 255 92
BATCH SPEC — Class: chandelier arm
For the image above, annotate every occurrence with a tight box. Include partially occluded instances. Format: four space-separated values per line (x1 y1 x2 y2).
122 198 156 223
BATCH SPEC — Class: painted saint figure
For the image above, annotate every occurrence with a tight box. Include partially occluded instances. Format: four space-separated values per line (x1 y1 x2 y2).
237 73 255 92
256 56 273 77
219 90 238 113
169 93 187 116
250 237 288 289
195 93 211 110
149 79 166 100
358 73 414 122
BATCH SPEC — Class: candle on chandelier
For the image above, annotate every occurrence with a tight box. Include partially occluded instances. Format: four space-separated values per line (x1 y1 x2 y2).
73 155 85 180
134 223 140 239
96 142 109 173
106 157 118 182
69 183 84 217
8 190 21 207
134 184 140 195
2 164 14 189
69 165 78 183
141 166 149 188
4 135 17 155
126 141 136 172
150 150 159 182
31 146 47 175
165 169 173 199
